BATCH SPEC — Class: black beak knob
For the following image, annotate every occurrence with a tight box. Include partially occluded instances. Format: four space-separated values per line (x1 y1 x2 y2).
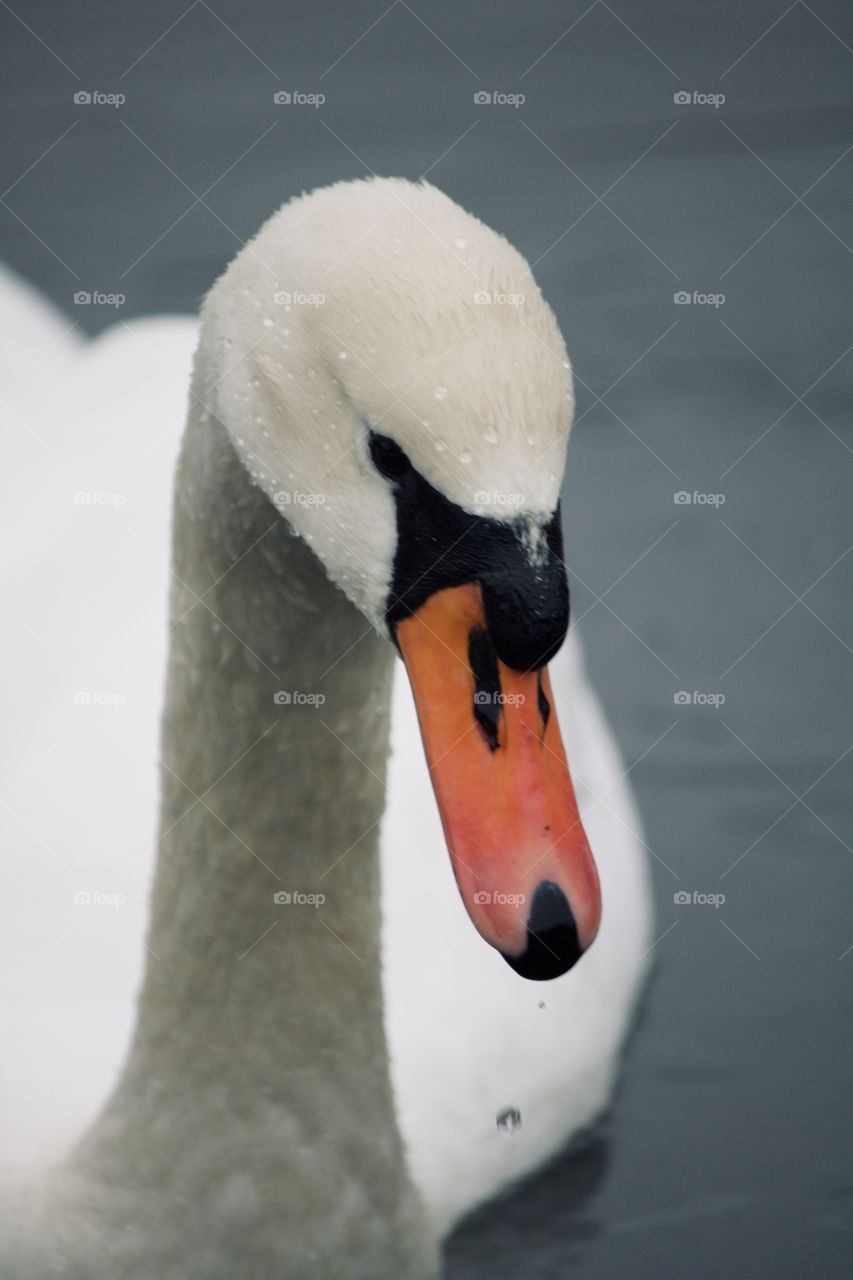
480 513 569 673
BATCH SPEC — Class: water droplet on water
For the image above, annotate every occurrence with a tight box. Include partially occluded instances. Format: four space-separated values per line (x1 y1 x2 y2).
433 385 448 401
453 237 467 249
526 434 536 446
496 1107 521 1135
459 450 472 465
338 351 348 360
484 426 499 444
434 439 447 453
538 1001 546 1009
262 318 274 328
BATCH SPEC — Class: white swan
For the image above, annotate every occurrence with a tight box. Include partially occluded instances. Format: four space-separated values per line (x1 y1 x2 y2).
0 177 652 1277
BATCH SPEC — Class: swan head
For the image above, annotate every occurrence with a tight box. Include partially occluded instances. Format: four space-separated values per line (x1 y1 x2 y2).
202 177 601 980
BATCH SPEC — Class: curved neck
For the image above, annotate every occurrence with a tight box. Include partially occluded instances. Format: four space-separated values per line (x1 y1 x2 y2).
61 402 436 1277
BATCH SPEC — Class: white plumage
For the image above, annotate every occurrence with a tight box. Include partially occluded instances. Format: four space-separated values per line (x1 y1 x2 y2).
0 178 652 1274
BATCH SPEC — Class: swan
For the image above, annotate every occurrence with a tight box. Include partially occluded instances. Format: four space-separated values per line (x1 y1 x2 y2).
0 177 653 1277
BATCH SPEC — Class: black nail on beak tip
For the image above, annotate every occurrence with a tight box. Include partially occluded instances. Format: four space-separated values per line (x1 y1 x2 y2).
501 881 583 981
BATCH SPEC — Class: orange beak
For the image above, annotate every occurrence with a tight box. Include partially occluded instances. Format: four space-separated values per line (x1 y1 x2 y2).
396 582 601 980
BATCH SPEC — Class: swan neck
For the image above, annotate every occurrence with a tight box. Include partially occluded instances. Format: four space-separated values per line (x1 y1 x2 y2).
59 402 435 1277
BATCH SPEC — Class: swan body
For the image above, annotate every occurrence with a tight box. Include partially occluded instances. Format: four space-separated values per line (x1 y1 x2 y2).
0 179 652 1276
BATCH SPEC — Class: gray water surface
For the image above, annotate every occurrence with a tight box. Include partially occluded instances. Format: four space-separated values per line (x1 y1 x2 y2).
2 1 851 1275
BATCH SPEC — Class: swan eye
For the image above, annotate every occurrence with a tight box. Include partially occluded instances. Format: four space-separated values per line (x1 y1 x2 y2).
369 432 412 481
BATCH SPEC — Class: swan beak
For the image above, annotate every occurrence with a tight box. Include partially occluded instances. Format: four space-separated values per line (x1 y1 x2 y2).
396 582 601 981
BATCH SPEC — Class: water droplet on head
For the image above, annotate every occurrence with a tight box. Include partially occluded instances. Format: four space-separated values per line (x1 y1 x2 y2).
496 1107 522 1135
